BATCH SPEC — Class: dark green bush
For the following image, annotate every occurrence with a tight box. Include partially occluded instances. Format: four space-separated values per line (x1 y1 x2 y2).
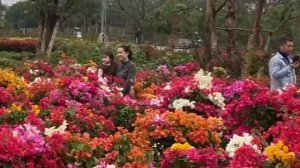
0 51 35 68
51 39 196 70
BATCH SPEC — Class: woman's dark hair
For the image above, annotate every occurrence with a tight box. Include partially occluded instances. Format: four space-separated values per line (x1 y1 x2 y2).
104 51 114 61
118 45 133 60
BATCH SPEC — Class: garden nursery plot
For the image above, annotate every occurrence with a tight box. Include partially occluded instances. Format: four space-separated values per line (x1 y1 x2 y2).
0 58 298 168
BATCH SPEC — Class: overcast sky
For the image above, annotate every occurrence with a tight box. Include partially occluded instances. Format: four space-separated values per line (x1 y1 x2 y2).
2 0 19 6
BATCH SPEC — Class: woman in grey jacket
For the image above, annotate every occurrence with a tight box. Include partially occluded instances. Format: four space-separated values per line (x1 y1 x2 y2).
116 46 137 95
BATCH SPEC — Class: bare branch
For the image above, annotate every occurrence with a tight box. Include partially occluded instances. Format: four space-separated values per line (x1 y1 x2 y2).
272 8 299 34
116 0 138 22
217 27 272 33
215 0 228 13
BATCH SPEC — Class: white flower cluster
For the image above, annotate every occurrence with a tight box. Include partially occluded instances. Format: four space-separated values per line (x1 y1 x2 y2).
93 164 116 168
184 86 190 93
29 69 40 75
208 92 226 110
44 120 68 137
100 85 111 93
163 82 172 90
71 63 82 68
150 97 164 107
225 133 259 157
29 77 51 86
194 69 213 90
172 98 195 111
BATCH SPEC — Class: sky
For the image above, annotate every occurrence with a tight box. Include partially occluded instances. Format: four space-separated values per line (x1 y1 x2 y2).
2 0 19 6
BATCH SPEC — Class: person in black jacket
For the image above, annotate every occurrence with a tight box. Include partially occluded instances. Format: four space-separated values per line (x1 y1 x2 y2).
98 51 118 83
116 46 137 96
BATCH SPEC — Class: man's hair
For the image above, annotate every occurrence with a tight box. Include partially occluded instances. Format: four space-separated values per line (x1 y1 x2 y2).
279 37 294 46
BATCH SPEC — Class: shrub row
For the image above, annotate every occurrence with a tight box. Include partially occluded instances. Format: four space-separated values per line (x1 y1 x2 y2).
0 38 38 53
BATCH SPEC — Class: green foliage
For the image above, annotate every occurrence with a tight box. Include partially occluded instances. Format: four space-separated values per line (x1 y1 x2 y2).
114 135 132 164
150 0 204 36
66 138 100 167
136 52 196 70
0 51 35 69
27 0 99 21
51 39 196 70
246 52 269 76
5 111 27 125
0 51 33 60
5 1 38 28
38 109 50 119
114 106 136 131
51 39 103 65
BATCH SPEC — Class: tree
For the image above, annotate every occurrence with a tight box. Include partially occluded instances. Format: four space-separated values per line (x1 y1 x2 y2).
225 0 240 78
28 0 98 57
247 0 266 51
263 1 300 51
0 0 6 28
5 1 38 29
203 0 227 68
115 0 167 43
155 0 205 36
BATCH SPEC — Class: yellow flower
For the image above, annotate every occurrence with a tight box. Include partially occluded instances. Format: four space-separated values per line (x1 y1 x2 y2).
264 140 295 167
0 69 28 92
32 105 40 115
283 146 289 153
9 103 22 112
276 140 284 149
282 152 295 166
170 142 194 151
264 145 277 161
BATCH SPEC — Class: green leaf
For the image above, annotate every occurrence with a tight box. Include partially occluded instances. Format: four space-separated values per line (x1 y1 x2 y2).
114 143 120 151
3 163 12 168
74 143 85 150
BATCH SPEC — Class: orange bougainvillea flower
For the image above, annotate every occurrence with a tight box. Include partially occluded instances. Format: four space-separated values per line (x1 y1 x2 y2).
129 129 151 150
75 150 92 159
133 109 223 148
122 162 148 168
127 146 146 161
188 129 209 145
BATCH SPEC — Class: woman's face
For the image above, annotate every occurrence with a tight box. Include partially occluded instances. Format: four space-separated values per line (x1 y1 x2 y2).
102 55 111 64
117 47 128 62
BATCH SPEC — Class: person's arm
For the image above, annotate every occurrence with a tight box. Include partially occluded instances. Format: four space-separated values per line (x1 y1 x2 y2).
269 58 292 79
122 64 137 95
98 68 103 77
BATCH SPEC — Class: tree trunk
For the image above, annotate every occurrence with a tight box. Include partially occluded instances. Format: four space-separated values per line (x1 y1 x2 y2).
204 0 217 68
36 0 66 57
39 15 57 57
46 18 60 57
241 0 266 78
225 0 240 78
36 13 44 55
84 18 86 34
264 32 272 51
247 0 266 51
40 14 48 56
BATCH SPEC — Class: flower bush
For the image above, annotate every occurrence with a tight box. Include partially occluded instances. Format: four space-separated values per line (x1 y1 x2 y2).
228 145 266 168
0 38 38 53
226 133 259 158
0 56 299 167
161 146 227 168
264 140 295 167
